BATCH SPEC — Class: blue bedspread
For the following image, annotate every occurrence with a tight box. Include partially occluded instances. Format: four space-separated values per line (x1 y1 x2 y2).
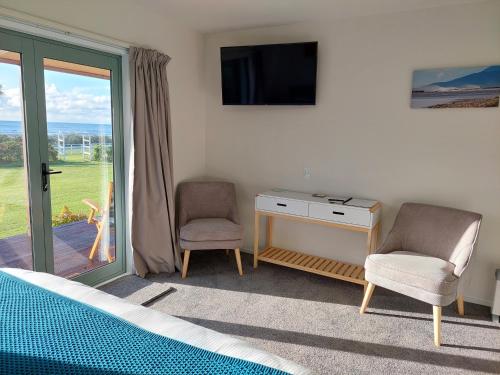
0 271 289 375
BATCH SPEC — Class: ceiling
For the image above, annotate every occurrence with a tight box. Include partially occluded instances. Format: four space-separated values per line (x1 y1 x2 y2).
145 0 486 33
0 0 488 34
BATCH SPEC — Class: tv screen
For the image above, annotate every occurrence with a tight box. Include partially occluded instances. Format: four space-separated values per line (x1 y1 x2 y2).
220 42 318 105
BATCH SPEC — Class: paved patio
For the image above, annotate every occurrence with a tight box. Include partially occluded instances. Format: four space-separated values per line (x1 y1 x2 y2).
0 220 115 278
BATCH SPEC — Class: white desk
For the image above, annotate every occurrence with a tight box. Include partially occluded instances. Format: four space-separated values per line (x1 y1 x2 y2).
253 190 382 288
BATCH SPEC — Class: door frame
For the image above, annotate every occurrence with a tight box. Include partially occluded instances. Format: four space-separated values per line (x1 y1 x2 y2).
0 29 46 271
0 27 126 285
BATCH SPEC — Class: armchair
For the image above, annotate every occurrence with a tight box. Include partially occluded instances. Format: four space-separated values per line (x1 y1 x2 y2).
359 203 482 346
177 181 244 278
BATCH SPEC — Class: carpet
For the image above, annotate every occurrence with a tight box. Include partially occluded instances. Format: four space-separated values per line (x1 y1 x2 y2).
100 250 500 375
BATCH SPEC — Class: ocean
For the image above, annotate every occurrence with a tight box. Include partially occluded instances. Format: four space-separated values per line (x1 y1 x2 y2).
0 120 112 136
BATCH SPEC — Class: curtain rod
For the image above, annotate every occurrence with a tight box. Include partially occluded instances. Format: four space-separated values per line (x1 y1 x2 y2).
0 8 130 55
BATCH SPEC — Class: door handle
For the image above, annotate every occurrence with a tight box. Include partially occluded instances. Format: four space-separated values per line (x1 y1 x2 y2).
41 163 62 192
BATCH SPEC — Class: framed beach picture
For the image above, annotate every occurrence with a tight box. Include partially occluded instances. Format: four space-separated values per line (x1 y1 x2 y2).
411 65 500 108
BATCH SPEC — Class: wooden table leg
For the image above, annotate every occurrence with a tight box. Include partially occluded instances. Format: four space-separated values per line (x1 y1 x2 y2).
266 216 273 248
253 212 260 268
367 227 373 256
367 222 380 255
373 222 380 252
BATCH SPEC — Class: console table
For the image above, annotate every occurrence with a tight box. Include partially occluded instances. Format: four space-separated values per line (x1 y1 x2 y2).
253 190 381 288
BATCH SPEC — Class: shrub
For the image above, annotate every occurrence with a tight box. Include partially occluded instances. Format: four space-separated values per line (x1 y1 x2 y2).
92 144 113 162
52 206 87 227
48 143 58 162
92 144 103 161
0 136 23 163
0 136 58 163
65 133 83 145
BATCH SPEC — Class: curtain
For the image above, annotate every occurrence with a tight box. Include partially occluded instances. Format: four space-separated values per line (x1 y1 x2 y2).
130 47 180 277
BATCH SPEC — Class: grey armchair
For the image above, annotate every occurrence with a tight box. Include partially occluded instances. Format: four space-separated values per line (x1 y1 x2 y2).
178 181 244 278
359 203 482 346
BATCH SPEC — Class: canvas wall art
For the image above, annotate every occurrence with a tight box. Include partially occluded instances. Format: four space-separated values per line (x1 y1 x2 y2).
411 65 500 108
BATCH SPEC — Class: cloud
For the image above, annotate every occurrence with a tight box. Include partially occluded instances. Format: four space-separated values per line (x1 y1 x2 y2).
44 83 111 124
5 87 21 108
0 83 111 124
0 87 22 120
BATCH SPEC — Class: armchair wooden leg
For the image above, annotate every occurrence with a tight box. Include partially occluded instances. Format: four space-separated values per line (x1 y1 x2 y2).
235 248 243 276
457 295 465 316
433 305 442 347
181 250 190 279
360 282 375 314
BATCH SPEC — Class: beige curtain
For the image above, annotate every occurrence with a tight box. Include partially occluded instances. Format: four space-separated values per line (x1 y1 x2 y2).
130 47 181 277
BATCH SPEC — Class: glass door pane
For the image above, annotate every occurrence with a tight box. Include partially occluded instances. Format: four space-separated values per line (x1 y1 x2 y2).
0 29 124 285
41 58 116 278
0 49 33 270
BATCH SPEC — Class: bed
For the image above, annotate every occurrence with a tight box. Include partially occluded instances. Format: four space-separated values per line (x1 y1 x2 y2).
0 268 309 375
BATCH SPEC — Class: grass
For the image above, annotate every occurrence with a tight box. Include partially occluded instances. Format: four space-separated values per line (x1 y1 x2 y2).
0 154 113 238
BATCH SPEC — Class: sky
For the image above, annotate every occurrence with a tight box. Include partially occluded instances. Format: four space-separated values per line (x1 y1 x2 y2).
412 66 486 88
0 62 111 124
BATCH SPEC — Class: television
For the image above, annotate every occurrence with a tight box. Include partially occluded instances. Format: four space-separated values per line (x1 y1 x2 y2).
220 42 318 105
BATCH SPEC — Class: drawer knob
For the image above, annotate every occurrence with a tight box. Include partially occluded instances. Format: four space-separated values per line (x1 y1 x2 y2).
277 203 287 207
332 211 345 215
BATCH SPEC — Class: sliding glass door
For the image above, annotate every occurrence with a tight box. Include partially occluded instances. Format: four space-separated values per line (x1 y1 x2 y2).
0 28 125 285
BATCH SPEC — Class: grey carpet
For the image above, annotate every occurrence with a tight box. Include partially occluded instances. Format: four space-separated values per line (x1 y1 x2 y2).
100 251 500 375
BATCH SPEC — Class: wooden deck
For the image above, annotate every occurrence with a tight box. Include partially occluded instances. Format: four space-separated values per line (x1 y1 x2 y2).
0 220 115 278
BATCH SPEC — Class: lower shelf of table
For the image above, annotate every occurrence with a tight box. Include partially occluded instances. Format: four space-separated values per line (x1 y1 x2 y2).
257 247 367 286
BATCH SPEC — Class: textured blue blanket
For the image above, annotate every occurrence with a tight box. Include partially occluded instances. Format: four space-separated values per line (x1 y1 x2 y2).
0 271 289 375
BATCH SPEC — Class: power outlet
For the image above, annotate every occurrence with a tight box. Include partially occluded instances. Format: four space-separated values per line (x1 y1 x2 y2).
303 167 311 179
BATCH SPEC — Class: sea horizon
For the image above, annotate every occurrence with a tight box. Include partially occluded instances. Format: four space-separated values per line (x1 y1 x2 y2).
0 120 112 136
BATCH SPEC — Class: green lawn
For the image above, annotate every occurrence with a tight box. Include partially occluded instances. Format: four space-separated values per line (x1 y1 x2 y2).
0 154 113 238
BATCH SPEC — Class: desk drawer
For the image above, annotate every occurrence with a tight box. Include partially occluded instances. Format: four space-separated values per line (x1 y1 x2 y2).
256 196 308 217
309 203 370 227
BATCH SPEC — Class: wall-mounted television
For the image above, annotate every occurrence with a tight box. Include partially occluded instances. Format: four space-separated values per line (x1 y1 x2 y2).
220 42 318 105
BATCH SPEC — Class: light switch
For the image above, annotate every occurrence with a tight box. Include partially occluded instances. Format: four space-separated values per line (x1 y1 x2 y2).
304 167 311 179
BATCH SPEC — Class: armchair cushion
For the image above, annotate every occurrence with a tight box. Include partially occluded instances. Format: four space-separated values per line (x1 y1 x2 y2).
365 251 459 306
180 218 243 242
377 203 481 277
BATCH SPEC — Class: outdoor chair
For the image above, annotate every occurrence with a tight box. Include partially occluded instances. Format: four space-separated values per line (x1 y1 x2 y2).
83 181 114 263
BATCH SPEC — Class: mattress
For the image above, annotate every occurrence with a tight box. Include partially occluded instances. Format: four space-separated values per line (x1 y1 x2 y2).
2 268 310 375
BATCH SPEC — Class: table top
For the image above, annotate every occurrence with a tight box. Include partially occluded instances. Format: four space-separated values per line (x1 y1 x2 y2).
257 189 379 209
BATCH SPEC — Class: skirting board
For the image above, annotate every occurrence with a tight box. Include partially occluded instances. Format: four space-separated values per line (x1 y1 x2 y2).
464 295 492 308
241 248 492 307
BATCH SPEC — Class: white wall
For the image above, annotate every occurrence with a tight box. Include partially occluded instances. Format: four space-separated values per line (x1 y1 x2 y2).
0 0 206 184
204 1 500 305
